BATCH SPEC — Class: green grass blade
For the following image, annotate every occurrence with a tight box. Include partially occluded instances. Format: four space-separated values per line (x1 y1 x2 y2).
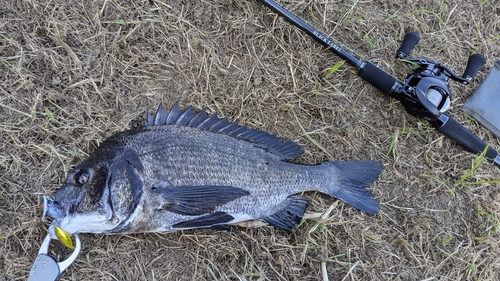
459 179 500 185
408 10 455 37
387 129 398 156
488 35 500 42
310 82 321 97
385 14 397 21
442 235 453 243
44 108 53 120
474 205 500 243
455 145 490 185
324 61 344 79
365 36 374 48
420 174 455 197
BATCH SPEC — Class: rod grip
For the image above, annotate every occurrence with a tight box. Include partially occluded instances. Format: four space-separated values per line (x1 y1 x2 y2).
463 53 486 80
396 32 420 58
358 62 398 94
436 115 498 161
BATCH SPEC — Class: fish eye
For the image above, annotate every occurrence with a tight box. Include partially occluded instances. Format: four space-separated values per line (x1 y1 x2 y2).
73 170 90 186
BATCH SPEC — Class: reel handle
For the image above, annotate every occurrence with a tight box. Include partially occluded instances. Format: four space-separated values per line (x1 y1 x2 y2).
462 53 486 82
396 32 420 58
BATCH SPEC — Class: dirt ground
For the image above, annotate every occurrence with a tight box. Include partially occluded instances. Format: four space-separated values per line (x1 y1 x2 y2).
1 0 500 280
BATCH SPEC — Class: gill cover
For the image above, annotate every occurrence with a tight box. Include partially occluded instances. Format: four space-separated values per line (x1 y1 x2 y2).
104 147 144 232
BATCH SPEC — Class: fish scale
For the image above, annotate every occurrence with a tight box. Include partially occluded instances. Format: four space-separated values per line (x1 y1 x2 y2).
45 103 384 238
137 132 310 195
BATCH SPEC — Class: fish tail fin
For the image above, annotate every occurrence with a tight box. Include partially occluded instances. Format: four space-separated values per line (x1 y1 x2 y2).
321 161 383 214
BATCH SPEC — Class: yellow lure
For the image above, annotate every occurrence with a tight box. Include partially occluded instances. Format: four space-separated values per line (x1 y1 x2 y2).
54 226 73 249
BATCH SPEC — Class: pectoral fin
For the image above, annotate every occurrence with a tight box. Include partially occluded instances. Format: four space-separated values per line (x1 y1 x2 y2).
153 185 250 216
173 212 234 229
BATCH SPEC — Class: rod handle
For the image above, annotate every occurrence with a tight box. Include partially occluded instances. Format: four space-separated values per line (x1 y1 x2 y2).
435 115 499 166
358 62 399 94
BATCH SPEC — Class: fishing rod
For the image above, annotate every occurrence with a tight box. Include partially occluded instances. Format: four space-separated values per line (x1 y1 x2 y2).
259 0 500 167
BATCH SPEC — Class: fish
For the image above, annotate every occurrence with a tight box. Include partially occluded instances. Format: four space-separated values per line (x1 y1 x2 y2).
44 103 383 239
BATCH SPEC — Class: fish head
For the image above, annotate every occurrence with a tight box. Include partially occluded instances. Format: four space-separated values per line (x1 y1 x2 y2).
45 142 144 238
45 157 116 238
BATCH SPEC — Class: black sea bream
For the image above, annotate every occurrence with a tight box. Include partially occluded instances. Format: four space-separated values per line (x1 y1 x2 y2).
45 103 383 238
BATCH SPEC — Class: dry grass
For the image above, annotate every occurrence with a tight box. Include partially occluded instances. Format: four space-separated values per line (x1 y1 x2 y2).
1 0 500 280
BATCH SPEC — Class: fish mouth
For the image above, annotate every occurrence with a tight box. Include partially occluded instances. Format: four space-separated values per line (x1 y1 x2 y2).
41 194 74 240
41 194 68 221
43 194 121 237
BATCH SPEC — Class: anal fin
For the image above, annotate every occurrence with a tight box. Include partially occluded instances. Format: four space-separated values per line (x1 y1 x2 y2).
262 195 311 231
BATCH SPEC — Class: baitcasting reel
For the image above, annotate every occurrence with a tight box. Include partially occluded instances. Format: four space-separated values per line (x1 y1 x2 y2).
394 32 485 121
260 0 500 165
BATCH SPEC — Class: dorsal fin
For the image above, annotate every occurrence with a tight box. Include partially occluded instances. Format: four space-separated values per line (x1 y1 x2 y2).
144 102 305 160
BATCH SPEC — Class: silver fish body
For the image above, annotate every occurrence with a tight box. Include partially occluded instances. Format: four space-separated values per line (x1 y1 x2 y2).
46 104 383 238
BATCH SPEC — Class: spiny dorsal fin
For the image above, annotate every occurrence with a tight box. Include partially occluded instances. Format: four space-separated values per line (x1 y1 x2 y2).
144 102 305 160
